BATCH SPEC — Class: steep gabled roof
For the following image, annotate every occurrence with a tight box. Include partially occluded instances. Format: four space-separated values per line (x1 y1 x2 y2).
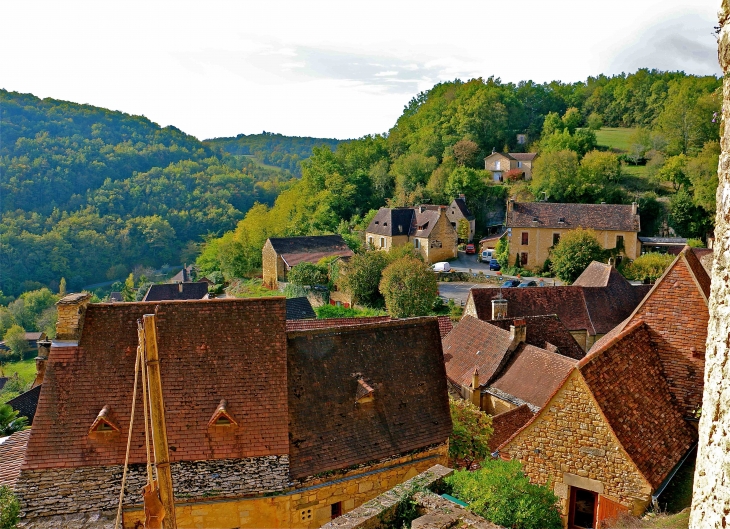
268 234 353 256
285 316 392 332
488 405 534 452
486 315 585 360
6 385 42 425
578 321 696 489
142 282 209 302
442 316 515 388
508 152 537 162
507 202 640 232
0 430 31 490
572 261 622 287
450 197 475 221
412 208 443 238
366 208 415 237
286 318 451 479
285 297 316 320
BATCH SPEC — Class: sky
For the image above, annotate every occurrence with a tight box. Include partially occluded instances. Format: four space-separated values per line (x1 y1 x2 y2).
2 0 722 140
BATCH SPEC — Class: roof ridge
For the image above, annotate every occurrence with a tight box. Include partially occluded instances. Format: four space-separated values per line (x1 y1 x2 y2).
577 319 646 368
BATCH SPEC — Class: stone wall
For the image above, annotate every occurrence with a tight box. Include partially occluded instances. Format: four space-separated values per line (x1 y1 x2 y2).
55 293 92 340
425 212 458 264
500 370 652 520
262 239 279 288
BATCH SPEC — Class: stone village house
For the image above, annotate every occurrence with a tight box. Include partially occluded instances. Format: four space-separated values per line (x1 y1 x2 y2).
7 294 452 529
495 247 710 528
506 201 641 271
464 262 651 352
262 235 354 289
365 206 457 264
484 152 537 182
418 196 476 242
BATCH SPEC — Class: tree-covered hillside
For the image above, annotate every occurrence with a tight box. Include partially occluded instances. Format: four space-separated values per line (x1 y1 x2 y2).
205 132 344 176
0 90 292 295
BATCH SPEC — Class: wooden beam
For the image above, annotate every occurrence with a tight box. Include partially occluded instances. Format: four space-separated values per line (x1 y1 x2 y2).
143 314 177 529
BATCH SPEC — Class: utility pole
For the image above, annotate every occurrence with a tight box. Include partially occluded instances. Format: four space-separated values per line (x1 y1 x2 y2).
144 314 178 529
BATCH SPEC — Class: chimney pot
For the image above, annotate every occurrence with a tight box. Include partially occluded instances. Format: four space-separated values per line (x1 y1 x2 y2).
509 319 527 351
491 298 508 320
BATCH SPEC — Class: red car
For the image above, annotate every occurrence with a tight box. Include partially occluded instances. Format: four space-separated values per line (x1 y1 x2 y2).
465 244 476 254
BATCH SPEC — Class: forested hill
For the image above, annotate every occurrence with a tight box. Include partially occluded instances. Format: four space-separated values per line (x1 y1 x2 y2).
205 132 344 176
0 90 292 296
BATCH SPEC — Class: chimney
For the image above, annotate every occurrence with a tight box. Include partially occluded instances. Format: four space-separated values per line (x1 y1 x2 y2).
55 293 92 341
631 202 638 215
608 257 615 268
508 319 527 352
471 367 481 407
507 198 515 213
419 205 426 213
32 338 51 388
178 283 183 293
492 298 508 320
459 194 466 200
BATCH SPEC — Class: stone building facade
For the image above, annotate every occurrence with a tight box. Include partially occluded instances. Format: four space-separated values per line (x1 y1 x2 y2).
484 152 537 181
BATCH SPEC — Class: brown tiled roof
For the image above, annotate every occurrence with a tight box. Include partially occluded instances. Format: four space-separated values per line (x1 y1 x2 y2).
579 321 696 489
685 246 711 300
488 405 534 452
286 318 451 479
412 208 443 238
572 261 619 287
142 282 209 301
285 316 391 332
442 316 514 388
490 344 576 410
507 202 640 232
437 316 454 338
0 429 30 490
691 247 713 276
486 315 584 360
508 153 537 161
366 208 415 237
280 250 354 268
23 298 289 470
268 234 353 256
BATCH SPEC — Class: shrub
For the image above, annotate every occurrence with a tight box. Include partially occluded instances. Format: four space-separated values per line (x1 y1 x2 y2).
287 262 328 286
448 398 492 467
550 228 605 283
445 459 562 529
622 253 675 283
504 169 525 181
0 486 19 529
379 256 438 318
687 238 705 248
314 304 386 319
0 404 28 436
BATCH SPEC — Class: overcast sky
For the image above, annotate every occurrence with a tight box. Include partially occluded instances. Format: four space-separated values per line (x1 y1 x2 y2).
2 0 722 140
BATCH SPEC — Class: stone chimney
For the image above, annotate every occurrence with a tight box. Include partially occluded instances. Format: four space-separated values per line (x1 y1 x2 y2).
508 319 527 352
459 194 466 200
32 338 51 388
492 298 508 320
507 198 515 213
631 202 638 215
55 293 92 341
471 367 481 407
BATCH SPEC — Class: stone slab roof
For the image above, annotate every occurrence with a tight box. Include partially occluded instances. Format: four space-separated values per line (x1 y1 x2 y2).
486 315 585 360
507 202 640 232
286 318 452 479
280 250 354 269
508 152 537 162
366 208 415 237
450 197 475 221
268 234 353 256
284 297 316 320
7 384 42 425
578 321 696 489
0 429 30 490
142 282 208 302
488 405 534 452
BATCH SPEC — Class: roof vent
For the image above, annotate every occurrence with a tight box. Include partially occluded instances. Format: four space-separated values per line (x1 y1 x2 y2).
374 221 379 225
89 405 121 435
558 217 565 224
356 379 375 404
383 222 388 226
208 399 238 427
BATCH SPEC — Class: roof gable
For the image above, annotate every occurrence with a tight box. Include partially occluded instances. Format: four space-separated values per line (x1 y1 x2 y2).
508 153 537 162
507 202 640 232
366 208 415 237
143 282 208 302
286 318 451 479
486 315 585 360
285 297 316 320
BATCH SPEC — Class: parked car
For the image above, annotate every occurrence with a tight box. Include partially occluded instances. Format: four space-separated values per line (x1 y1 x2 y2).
489 259 501 271
480 249 494 262
518 280 538 287
432 262 451 272
502 279 521 287
465 244 476 254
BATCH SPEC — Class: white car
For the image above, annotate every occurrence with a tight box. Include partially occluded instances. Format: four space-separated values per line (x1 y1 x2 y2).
432 262 451 272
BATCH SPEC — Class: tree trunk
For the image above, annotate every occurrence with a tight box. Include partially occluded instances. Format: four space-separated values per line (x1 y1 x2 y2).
690 3 730 526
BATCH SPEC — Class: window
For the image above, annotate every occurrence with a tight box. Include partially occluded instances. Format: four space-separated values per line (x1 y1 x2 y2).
331 502 343 519
368 236 373 246
616 235 624 249
521 232 529 245
431 240 442 248
517 161 522 168
553 233 560 246
414 239 420 249
380 237 385 248
495 160 501 170
520 252 528 266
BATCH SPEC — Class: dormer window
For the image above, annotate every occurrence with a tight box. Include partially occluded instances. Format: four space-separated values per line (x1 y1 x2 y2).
356 378 375 404
558 217 565 224
208 399 238 428
89 405 121 435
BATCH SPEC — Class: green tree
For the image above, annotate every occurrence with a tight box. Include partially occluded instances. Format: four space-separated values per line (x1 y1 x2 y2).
561 107 582 134
531 150 580 202
448 397 493 467
622 253 675 283
550 228 605 283
59 277 67 296
457 219 471 242
669 188 711 238
586 112 603 130
657 154 690 191
121 273 136 302
0 485 20 529
445 459 562 529
287 262 328 286
687 141 720 216
2 325 28 360
0 404 28 436
494 237 510 268
337 251 391 308
379 256 438 317
452 139 481 167
541 112 564 136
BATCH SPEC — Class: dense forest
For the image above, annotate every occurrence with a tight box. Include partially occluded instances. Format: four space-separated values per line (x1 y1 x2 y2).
206 132 343 176
198 69 722 279
0 68 722 297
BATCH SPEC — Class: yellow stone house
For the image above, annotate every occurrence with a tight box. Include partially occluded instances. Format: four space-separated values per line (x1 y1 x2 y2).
484 151 537 182
365 206 457 263
506 200 641 271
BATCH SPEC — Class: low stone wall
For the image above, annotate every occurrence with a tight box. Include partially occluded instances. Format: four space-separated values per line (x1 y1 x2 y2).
17 455 289 519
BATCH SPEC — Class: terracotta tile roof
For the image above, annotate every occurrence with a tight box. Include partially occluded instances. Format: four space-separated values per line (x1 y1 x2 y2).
437 316 454 338
268 234 353 256
685 246 711 300
489 344 577 410
23 298 290 470
285 316 391 332
488 404 534 452
285 297 316 320
366 208 415 237
286 318 451 479
0 429 30 490
280 250 354 268
691 247 713 275
486 315 584 360
508 153 537 161
142 282 209 301
579 321 696 489
6 385 42 425
442 316 514 388
572 261 621 287
507 202 640 232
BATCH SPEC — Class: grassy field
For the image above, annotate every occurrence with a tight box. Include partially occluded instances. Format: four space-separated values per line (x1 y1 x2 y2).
0 358 36 402
226 278 281 298
596 127 636 152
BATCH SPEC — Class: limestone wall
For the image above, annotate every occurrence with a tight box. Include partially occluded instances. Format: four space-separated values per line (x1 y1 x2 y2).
500 370 652 520
262 240 279 288
425 213 457 264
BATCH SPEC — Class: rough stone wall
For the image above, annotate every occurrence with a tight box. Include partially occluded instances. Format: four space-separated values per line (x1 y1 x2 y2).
426 212 458 263
690 4 730 525
500 370 652 517
55 293 92 340
17 455 289 519
262 240 279 288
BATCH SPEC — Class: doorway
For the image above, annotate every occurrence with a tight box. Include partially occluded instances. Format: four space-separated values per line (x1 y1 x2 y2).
569 487 598 529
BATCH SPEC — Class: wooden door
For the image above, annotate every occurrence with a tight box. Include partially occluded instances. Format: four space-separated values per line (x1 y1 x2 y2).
596 494 628 529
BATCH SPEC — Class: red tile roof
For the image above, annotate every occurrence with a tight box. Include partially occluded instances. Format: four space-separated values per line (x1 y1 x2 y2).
286 315 453 339
286 318 451 479
486 315 584 360
0 430 31 490
507 202 640 232
489 405 534 452
579 321 696 489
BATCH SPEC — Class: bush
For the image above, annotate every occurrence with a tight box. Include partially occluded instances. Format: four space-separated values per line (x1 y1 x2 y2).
622 253 675 283
687 238 705 248
379 256 438 318
314 304 386 319
550 228 605 283
448 398 492 467
445 459 562 529
287 262 328 287
0 486 19 529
